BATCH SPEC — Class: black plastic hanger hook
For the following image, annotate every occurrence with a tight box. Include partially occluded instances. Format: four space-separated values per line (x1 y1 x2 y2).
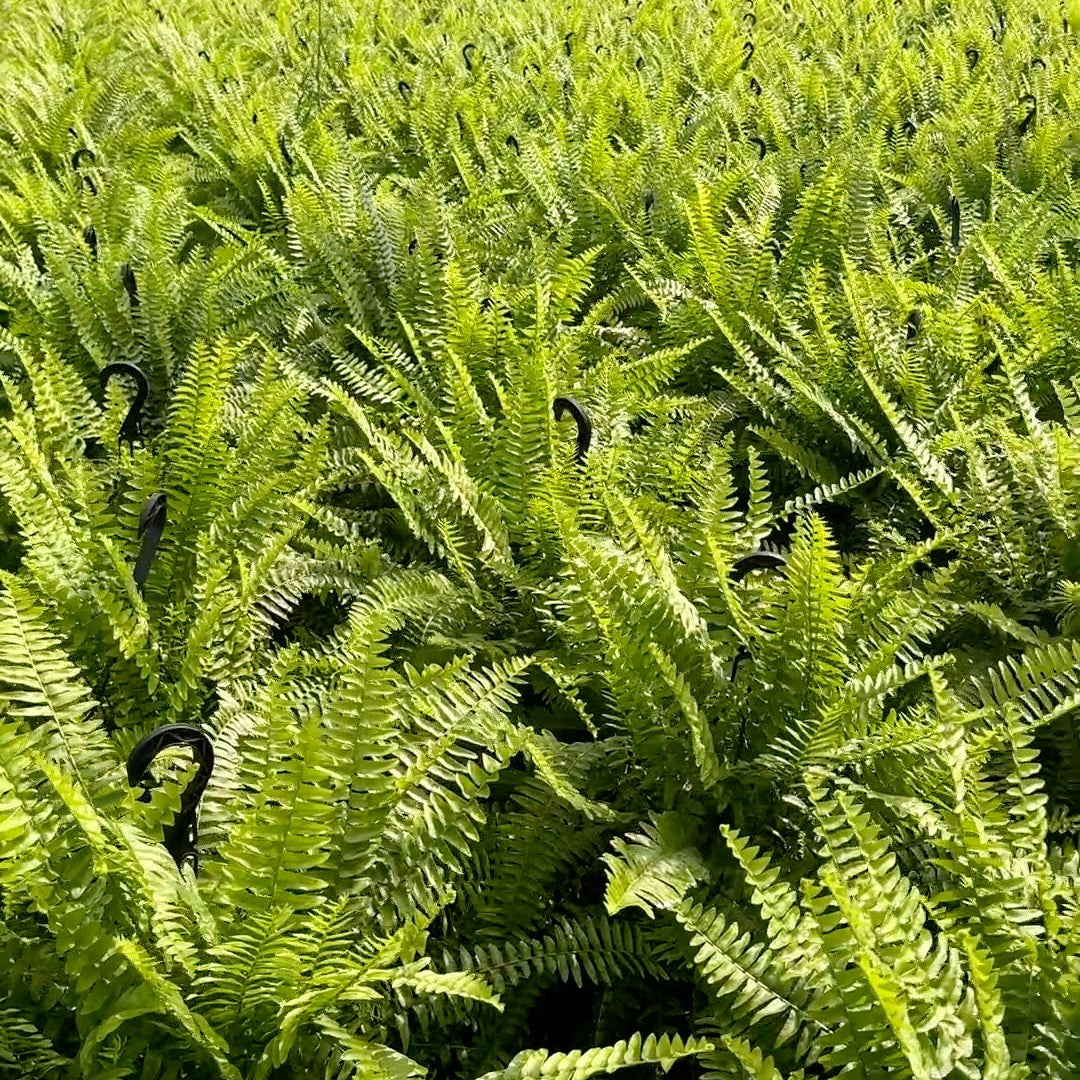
1018 94 1037 136
947 194 961 252
127 724 214 874
729 551 786 684
905 308 923 345
100 361 149 448
730 550 786 581
553 396 592 464
120 262 140 307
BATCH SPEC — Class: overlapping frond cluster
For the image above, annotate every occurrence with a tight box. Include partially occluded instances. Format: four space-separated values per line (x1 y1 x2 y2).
2 0 1080 1076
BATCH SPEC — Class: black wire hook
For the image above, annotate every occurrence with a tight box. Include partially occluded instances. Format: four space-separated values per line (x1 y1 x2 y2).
553 396 592 464
127 724 214 874
134 493 166 591
100 362 149 448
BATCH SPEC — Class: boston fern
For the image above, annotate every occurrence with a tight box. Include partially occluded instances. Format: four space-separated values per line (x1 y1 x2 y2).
3 0 1080 1076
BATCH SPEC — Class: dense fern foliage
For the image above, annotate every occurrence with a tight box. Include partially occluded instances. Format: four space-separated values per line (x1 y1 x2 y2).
2 0 1080 1076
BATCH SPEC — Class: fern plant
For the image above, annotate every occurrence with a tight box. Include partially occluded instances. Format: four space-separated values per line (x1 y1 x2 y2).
4 0 1080 1076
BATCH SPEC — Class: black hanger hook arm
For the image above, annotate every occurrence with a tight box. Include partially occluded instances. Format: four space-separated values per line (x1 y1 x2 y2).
100 361 149 446
730 550 786 581
947 194 961 251
730 644 752 682
134 492 167 591
728 552 786 682
553 396 592 463
126 724 214 873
